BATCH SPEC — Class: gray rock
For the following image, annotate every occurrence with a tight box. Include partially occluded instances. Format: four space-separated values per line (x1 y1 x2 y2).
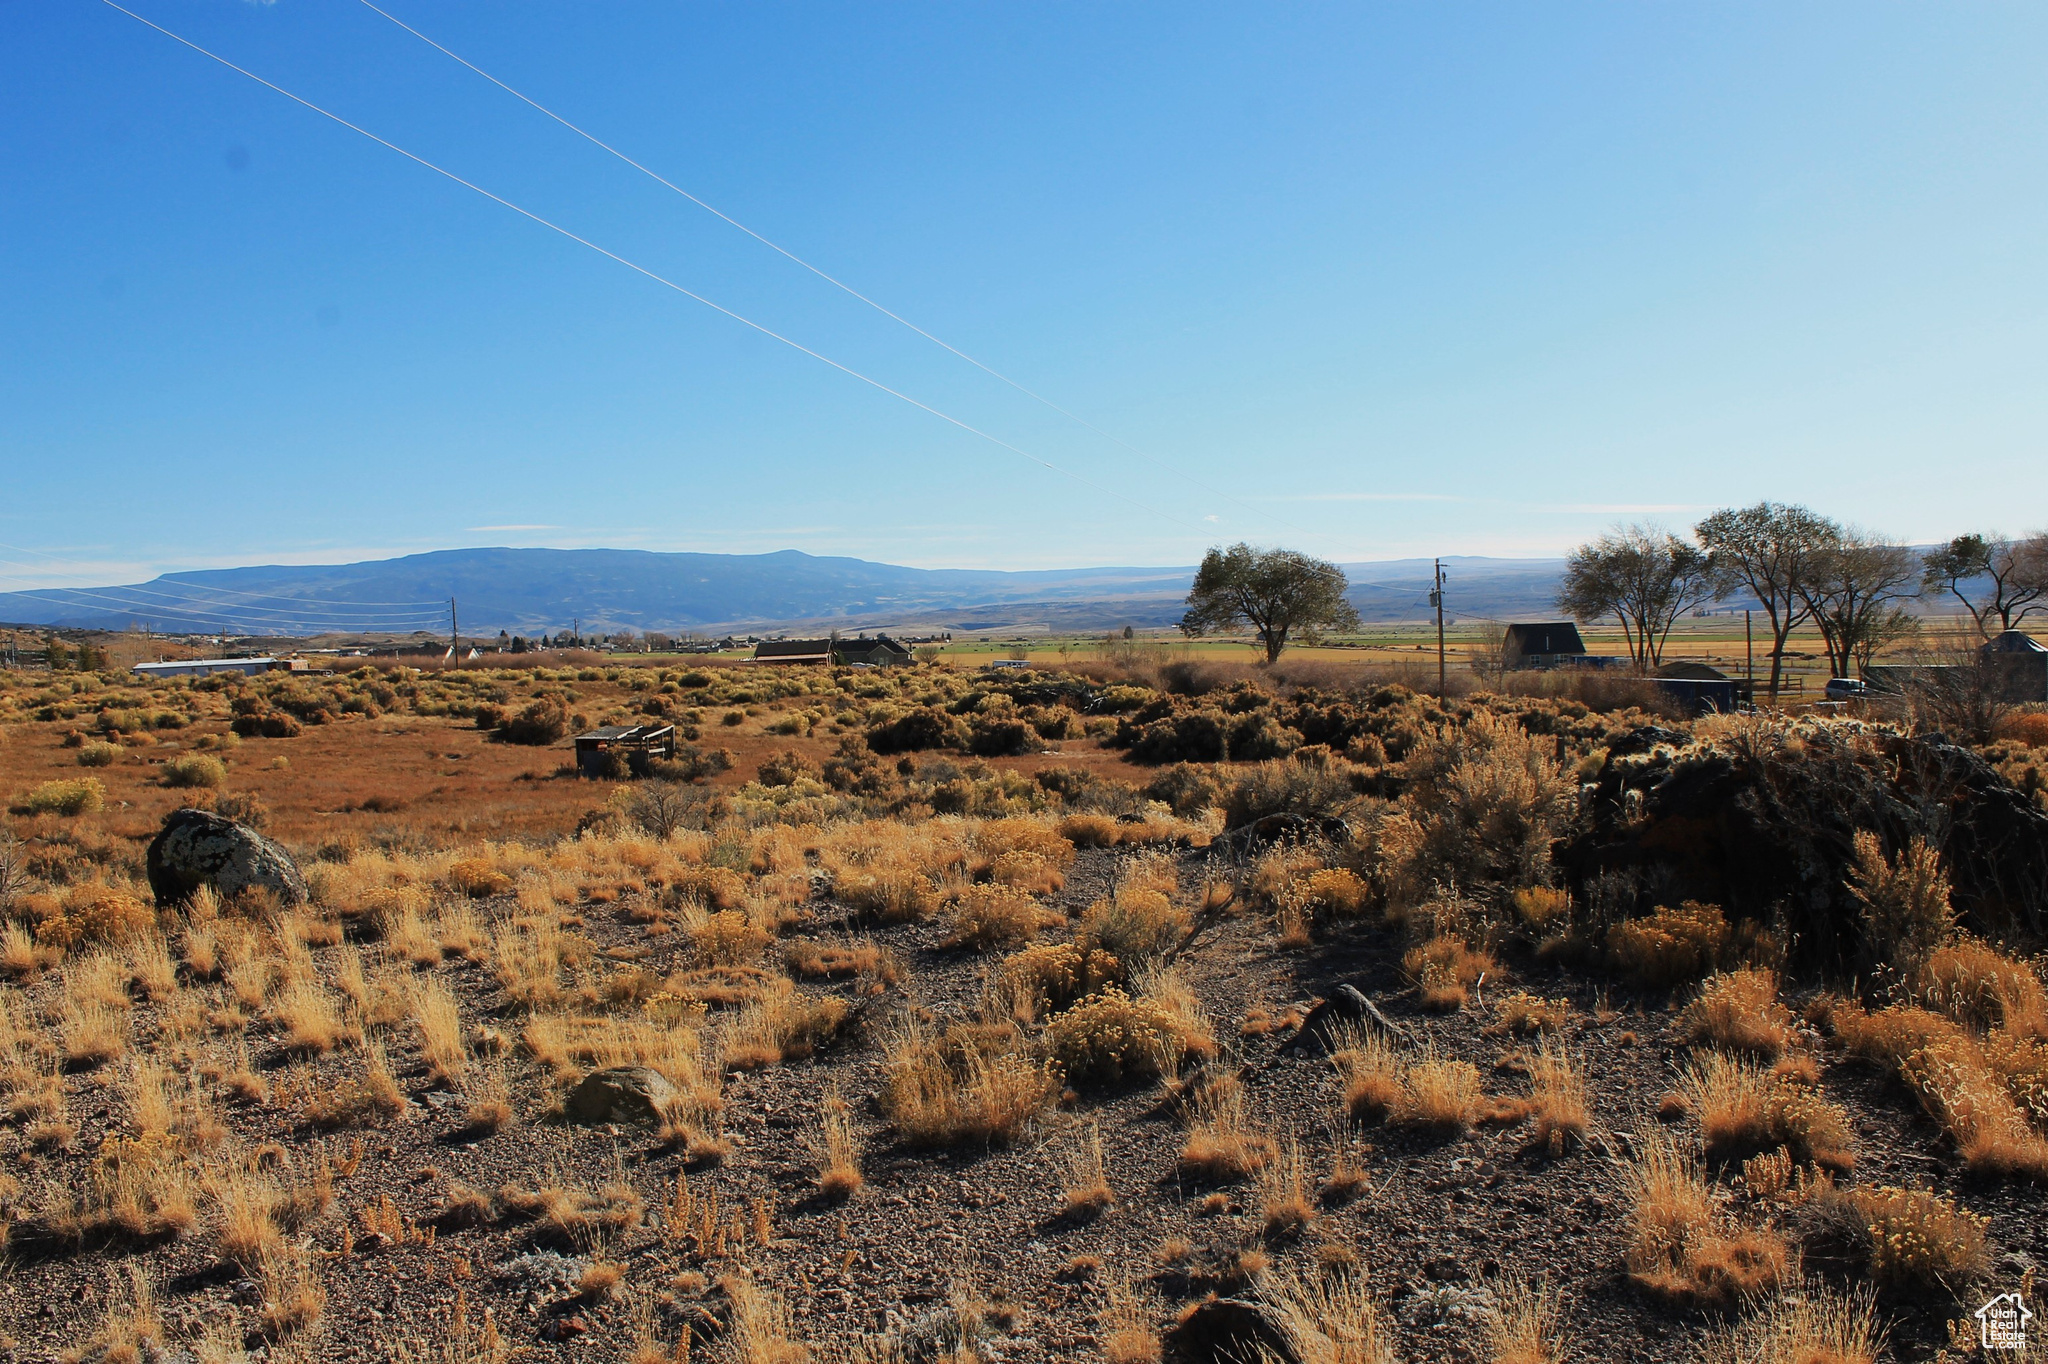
146 808 308 908
565 1066 677 1125
496 1251 588 1293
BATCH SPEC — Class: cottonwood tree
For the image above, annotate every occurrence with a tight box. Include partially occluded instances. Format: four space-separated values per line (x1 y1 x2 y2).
1921 533 2048 640
1797 530 1921 677
1696 502 1835 701
1556 525 1717 673
1180 544 1361 664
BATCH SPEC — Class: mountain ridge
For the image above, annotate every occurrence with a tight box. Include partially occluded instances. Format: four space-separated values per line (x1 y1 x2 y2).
0 546 1572 636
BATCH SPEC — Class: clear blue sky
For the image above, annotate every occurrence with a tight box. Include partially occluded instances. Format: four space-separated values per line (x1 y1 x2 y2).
4 1 2046 588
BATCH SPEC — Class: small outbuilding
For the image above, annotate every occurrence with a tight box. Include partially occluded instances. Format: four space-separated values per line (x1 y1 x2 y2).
574 723 676 778
1653 660 1745 714
133 656 308 679
1502 622 1588 671
1980 630 2048 702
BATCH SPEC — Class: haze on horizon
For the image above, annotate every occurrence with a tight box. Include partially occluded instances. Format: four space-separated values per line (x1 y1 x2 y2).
5 2 2046 593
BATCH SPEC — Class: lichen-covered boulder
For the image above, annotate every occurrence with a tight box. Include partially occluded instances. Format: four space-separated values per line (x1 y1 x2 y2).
145 808 308 908
565 1067 677 1126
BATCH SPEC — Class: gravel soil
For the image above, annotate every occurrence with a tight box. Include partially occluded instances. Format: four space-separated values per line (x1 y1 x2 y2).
2 845 2043 1363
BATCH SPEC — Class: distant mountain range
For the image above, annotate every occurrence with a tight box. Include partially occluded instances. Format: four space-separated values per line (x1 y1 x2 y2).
0 547 1580 638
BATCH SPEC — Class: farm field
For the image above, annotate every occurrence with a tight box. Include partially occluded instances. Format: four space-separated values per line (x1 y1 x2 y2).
0 654 2044 1363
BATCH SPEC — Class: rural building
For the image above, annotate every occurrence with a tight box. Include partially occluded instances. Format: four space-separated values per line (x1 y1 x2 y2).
132 656 309 679
1654 660 1746 714
834 635 913 666
752 635 913 666
1982 630 2048 702
573 723 676 778
1502 622 1588 670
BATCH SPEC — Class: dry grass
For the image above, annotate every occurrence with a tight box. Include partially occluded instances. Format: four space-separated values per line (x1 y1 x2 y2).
1402 935 1496 1011
409 977 468 1082
725 983 849 1069
1608 901 1730 987
1486 1274 1565 1364
1061 1121 1114 1217
942 883 1052 951
1260 1269 1397 1364
1683 968 1796 1059
1255 1134 1315 1237
725 1276 811 1364
1623 1125 1790 1308
815 1087 864 1201
1919 937 2048 1038
1099 1279 1161 1364
1178 1080 1277 1183
1528 1040 1590 1154
1701 1285 1886 1364
1679 1052 1854 1170
879 1015 1057 1148
1330 1027 1403 1122
1831 1184 1988 1291
1490 991 1570 1037
1402 1046 1483 1132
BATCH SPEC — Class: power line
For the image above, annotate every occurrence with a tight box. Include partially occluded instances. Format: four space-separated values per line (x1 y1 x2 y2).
99 0 1207 541
355 0 1321 548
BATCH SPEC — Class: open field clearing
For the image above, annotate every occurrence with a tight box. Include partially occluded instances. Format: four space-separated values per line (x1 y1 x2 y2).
0 655 2044 1362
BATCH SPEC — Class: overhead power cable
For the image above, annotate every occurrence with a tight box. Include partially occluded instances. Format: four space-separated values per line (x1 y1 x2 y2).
355 0 1320 547
100 0 1205 540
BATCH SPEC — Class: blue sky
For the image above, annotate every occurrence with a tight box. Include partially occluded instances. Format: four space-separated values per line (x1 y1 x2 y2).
4 1 2046 588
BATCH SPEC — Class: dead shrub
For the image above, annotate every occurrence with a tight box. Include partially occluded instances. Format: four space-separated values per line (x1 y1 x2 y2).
1623 1125 1790 1308
1829 1184 1988 1291
998 941 1123 1019
1402 935 1495 1012
943 884 1051 951
1045 988 1184 1089
1848 830 1953 974
1680 1053 1854 1170
1608 902 1731 987
1683 969 1797 1059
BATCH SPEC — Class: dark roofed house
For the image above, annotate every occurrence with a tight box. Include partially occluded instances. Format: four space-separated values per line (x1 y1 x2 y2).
1502 622 1588 671
752 635 914 666
753 639 834 665
1983 630 2048 655
834 635 913 667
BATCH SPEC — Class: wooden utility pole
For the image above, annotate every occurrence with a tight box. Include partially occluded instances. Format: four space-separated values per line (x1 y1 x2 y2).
1745 609 1754 704
1432 558 1447 695
449 598 459 662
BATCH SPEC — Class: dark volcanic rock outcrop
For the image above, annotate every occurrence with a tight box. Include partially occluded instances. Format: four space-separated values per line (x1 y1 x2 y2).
1557 717 2048 969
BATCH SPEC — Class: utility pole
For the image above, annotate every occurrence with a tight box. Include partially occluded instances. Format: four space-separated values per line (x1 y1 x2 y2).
449 598 459 662
1431 558 1447 695
1745 609 1754 706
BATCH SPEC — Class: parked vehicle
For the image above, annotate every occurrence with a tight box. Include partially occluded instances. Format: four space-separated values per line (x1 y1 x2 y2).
1823 677 1868 701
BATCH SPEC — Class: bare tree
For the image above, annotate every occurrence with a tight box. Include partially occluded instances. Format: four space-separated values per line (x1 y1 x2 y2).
1696 502 1835 702
1467 623 1512 688
1180 544 1361 664
1556 524 1717 673
1921 532 2048 640
1892 630 2015 745
1797 530 1921 677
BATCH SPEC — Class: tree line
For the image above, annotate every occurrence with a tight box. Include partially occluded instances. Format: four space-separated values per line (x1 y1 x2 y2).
1559 508 2048 695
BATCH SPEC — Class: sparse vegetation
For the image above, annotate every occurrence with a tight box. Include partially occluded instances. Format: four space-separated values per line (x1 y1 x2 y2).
0 645 2039 1359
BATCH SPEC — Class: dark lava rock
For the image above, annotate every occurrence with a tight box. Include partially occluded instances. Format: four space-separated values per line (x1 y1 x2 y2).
145 808 308 908
1164 1297 1296 1364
